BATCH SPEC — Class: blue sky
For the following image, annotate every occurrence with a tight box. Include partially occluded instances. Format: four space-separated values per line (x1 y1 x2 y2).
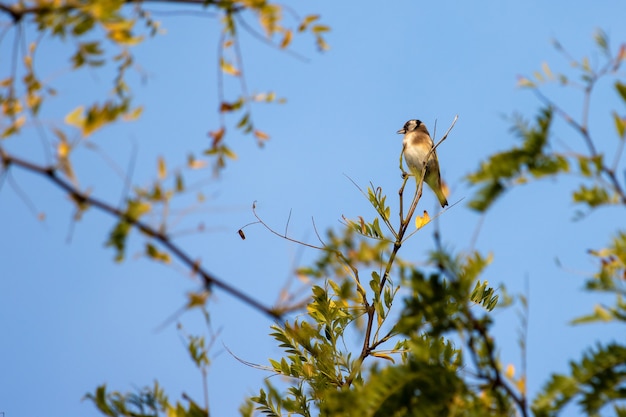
1 1 625 416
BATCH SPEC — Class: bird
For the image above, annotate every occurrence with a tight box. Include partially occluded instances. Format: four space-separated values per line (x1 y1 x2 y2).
397 119 448 207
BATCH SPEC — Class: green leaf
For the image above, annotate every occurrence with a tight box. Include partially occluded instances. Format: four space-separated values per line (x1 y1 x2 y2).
614 111 626 139
467 181 505 212
593 29 609 54
615 81 626 103
572 184 611 208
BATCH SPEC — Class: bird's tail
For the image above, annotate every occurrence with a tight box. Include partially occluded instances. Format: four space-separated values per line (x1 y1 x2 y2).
426 176 449 208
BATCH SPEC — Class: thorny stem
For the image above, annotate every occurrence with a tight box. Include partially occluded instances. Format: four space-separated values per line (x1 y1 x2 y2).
0 149 282 320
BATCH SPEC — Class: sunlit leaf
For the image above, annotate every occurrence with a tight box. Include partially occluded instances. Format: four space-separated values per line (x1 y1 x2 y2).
220 57 240 76
186 291 209 309
254 129 270 141
505 364 515 379
415 210 430 229
541 62 553 80
371 352 395 363
122 106 143 121
613 111 626 139
517 76 535 88
594 29 608 49
298 14 320 32
65 106 85 128
311 24 330 34
146 242 171 263
280 29 292 49
157 156 166 179
208 127 225 146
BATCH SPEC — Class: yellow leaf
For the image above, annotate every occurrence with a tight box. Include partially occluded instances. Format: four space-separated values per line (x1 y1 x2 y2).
188 159 207 169
316 36 330 51
220 58 240 76
186 291 208 308
254 129 270 141
280 29 292 49
158 156 166 179
516 376 526 395
26 93 42 110
102 20 134 32
371 352 395 363
505 364 515 379
57 139 71 158
145 243 171 263
298 14 320 31
221 145 238 160
541 62 553 80
0 77 12 87
516 77 535 88
594 304 612 321
107 28 144 46
13 115 26 130
302 363 315 378
415 210 430 229
208 127 225 146
618 44 626 62
311 24 330 34
1 115 26 138
65 106 85 128
613 111 626 138
122 106 143 121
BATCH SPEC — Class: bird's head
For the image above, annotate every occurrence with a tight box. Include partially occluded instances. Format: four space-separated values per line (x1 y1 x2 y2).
397 119 424 134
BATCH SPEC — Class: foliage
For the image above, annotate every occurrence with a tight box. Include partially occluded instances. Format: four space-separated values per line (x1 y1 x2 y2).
467 30 626 416
2 1 626 416
243 122 523 417
0 0 328 315
468 30 626 213
241 30 626 417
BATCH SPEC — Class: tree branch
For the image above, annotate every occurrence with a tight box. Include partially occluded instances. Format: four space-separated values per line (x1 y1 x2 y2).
0 148 282 320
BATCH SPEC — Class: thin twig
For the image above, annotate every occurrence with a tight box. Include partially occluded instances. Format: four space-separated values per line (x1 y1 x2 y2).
251 202 325 251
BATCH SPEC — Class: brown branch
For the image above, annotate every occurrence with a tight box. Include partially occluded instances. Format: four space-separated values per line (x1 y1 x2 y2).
470 315 528 417
0 149 281 320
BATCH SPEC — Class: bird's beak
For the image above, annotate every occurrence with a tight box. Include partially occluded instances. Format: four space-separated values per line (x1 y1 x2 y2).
396 128 406 134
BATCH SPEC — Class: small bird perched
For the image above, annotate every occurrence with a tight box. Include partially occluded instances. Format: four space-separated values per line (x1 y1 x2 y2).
397 119 448 207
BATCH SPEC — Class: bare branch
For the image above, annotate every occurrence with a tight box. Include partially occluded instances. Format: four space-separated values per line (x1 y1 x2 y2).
0 149 281 319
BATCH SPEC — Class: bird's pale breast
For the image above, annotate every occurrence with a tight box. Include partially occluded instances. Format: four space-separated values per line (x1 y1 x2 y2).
403 133 435 174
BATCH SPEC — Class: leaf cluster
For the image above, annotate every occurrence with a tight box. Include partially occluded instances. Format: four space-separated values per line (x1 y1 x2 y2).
468 31 626 212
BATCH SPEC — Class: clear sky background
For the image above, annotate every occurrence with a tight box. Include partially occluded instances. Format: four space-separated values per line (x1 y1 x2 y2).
1 1 625 416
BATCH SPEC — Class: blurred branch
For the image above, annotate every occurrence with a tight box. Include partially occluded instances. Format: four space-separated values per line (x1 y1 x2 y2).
0 148 281 320
0 0 243 23
533 88 626 204
469 315 528 417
